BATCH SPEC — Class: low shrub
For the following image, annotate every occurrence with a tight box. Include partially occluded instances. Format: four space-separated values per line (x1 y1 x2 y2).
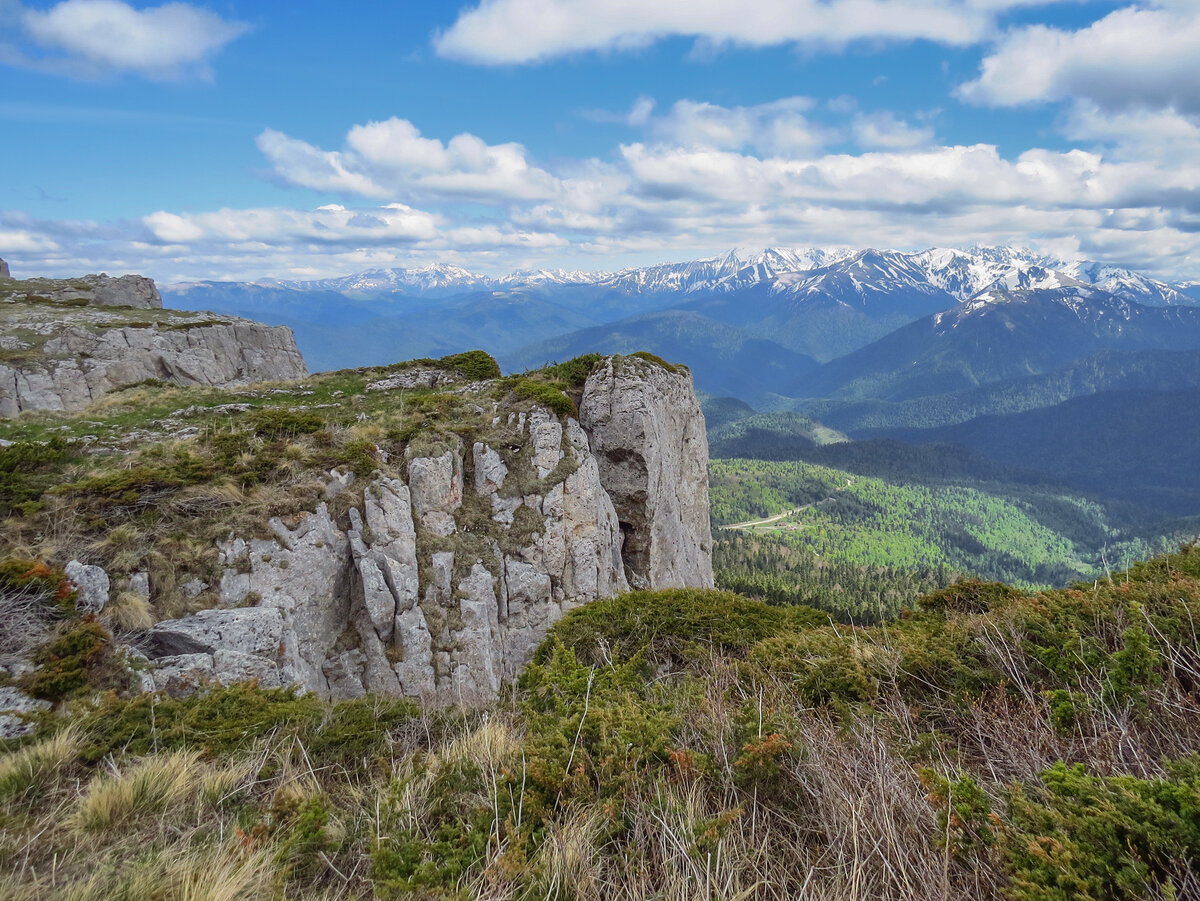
440 350 501 381
1005 758 1200 901
513 378 576 417
19 620 111 702
539 353 603 387
544 587 819 669
249 408 325 440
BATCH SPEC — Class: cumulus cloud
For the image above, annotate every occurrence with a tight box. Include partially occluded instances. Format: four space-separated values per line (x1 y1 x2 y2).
851 111 935 149
259 118 561 203
433 0 1056 65
142 203 441 247
645 97 828 157
9 89 1200 281
11 0 249 79
960 4 1200 112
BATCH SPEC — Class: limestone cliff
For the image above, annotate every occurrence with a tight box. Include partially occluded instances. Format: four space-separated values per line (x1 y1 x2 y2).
580 354 713 589
136 355 713 704
0 270 307 417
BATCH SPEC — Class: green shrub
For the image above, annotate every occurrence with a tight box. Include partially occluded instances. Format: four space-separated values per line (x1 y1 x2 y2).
748 628 879 705
78 683 325 761
250 408 325 439
372 759 497 896
521 640 679 810
512 378 576 417
0 437 75 514
19 620 110 702
539 353 603 387
440 350 501 381
1005 759 1200 901
917 578 1024 615
918 768 996 856
628 351 681 373
545 588 812 668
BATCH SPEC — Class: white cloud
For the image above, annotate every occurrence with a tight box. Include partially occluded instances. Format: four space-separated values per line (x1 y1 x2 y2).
10 88 1200 282
626 96 656 126
142 203 441 246
646 97 827 156
433 0 1054 65
851 111 935 149
18 0 248 79
259 118 561 203
960 4 1200 112
256 130 391 199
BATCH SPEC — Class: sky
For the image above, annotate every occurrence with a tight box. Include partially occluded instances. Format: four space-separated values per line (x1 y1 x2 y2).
2 0 1200 283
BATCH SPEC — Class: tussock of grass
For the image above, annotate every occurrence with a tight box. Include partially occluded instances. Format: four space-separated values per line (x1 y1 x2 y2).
74 748 205 831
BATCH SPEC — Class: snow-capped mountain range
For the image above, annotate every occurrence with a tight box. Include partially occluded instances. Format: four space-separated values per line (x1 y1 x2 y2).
238 246 1194 309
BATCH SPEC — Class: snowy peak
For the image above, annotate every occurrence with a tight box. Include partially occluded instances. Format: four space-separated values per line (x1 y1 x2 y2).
222 246 1195 310
986 265 1089 294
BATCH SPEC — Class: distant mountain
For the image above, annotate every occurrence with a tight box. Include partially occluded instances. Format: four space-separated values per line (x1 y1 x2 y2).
790 347 1200 433
804 285 1200 403
504 309 818 401
872 388 1200 516
165 246 1198 379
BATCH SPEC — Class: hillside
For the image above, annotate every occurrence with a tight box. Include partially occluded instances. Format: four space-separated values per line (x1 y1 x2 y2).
4 544 1199 899
505 309 818 400
0 349 712 707
708 457 1175 597
870 387 1200 515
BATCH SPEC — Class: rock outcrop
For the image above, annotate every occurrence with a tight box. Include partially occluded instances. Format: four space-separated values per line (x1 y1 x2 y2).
580 355 714 589
140 355 713 704
0 270 307 416
0 259 10 280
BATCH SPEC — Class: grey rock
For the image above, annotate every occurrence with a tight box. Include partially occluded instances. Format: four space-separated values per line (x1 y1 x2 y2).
128 571 150 601
408 451 463 519
142 354 711 705
0 686 50 739
181 578 208 599
0 258 9 280
324 467 355 501
0 286 308 418
580 355 714 590
367 368 458 391
151 653 215 696
78 273 162 309
148 607 285 658
65 560 110 613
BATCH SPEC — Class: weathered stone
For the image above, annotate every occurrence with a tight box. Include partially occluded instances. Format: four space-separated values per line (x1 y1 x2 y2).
151 653 215 696
408 451 463 517
181 578 208 599
0 258 10 280
0 277 308 418
128 571 150 601
0 686 50 739
367 368 458 391
79 273 162 309
142 354 711 705
65 560 109 613
580 356 714 590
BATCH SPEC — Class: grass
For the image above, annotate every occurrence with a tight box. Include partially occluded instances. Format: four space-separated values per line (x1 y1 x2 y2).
1 548 1199 898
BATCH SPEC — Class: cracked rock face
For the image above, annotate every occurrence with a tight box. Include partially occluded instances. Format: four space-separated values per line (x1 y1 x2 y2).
580 356 714 590
141 355 713 705
0 271 307 417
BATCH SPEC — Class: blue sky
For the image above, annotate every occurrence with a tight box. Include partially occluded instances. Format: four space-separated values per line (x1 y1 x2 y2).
2 0 1199 282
